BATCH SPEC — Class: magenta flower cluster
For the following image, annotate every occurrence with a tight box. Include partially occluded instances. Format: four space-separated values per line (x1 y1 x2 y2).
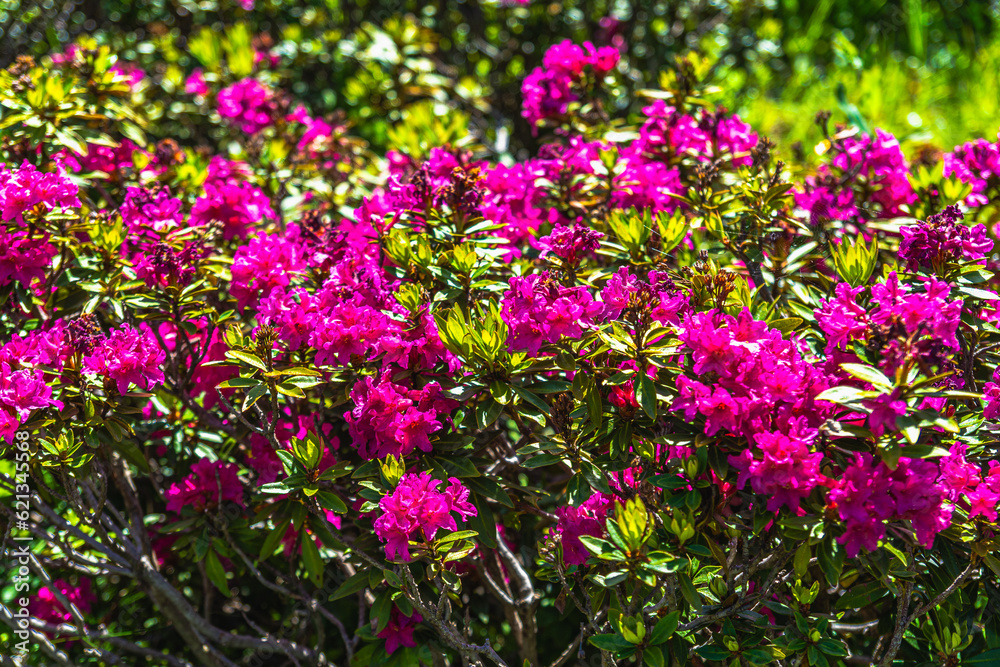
555 493 613 565
216 78 278 134
521 40 619 128
797 128 914 222
165 458 246 514
82 324 166 395
501 271 604 356
898 204 993 272
944 131 1000 208
373 473 477 561
346 373 449 460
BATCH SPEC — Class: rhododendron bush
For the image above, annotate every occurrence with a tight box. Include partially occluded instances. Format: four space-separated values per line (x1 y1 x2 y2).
5 22 1000 667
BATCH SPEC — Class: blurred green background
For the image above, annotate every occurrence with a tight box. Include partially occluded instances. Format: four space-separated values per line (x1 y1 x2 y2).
2 0 998 158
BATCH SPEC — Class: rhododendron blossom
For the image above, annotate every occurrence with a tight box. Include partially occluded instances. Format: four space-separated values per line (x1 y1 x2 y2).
346 373 449 460
374 473 477 561
0 161 80 222
82 324 166 394
555 493 613 565
9 17 1000 666
165 458 245 514
191 180 275 240
501 272 603 355
217 78 277 134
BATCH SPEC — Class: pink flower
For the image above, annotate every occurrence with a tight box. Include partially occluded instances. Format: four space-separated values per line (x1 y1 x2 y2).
165 458 245 514
185 69 210 96
829 453 952 557
899 205 993 271
730 427 826 513
191 181 275 240
537 223 603 266
833 129 915 215
0 364 60 422
133 241 205 288
60 140 138 177
230 233 307 309
378 608 422 655
520 40 619 129
346 373 447 460
943 134 1000 207
0 161 80 223
671 309 835 482
82 324 165 394
699 387 740 436
32 578 94 629
864 391 907 436
217 78 277 134
967 485 1000 522
938 443 980 501
0 228 57 288
121 186 185 236
984 381 1000 420
501 272 603 356
373 473 477 561
111 62 146 90
555 493 612 566
815 283 868 353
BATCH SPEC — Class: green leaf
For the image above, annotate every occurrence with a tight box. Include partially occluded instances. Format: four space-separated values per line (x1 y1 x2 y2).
258 517 292 560
964 648 1000 664
584 378 603 428
119 121 146 146
523 453 562 468
433 456 481 478
829 234 878 287
650 474 691 491
259 481 293 495
466 477 513 507
309 518 346 551
300 533 324 587
840 363 892 389
331 569 370 600
114 437 150 473
644 645 665 667
581 462 612 494
649 611 680 645
242 383 268 412
589 634 635 651
814 385 874 405
816 639 848 657
291 436 322 469
316 491 348 514
226 350 267 371
956 285 1000 301
637 372 657 420
900 444 951 459
793 542 811 579
511 386 550 415
476 397 504 429
205 549 230 596
769 317 803 334
217 377 259 389
435 530 479 546
817 539 844 588
275 382 306 398
836 580 889 610
371 588 393 634
468 496 498 549
694 646 732 661
678 571 700 608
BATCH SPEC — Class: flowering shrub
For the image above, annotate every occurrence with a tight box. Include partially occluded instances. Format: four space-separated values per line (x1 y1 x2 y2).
3 22 1000 667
